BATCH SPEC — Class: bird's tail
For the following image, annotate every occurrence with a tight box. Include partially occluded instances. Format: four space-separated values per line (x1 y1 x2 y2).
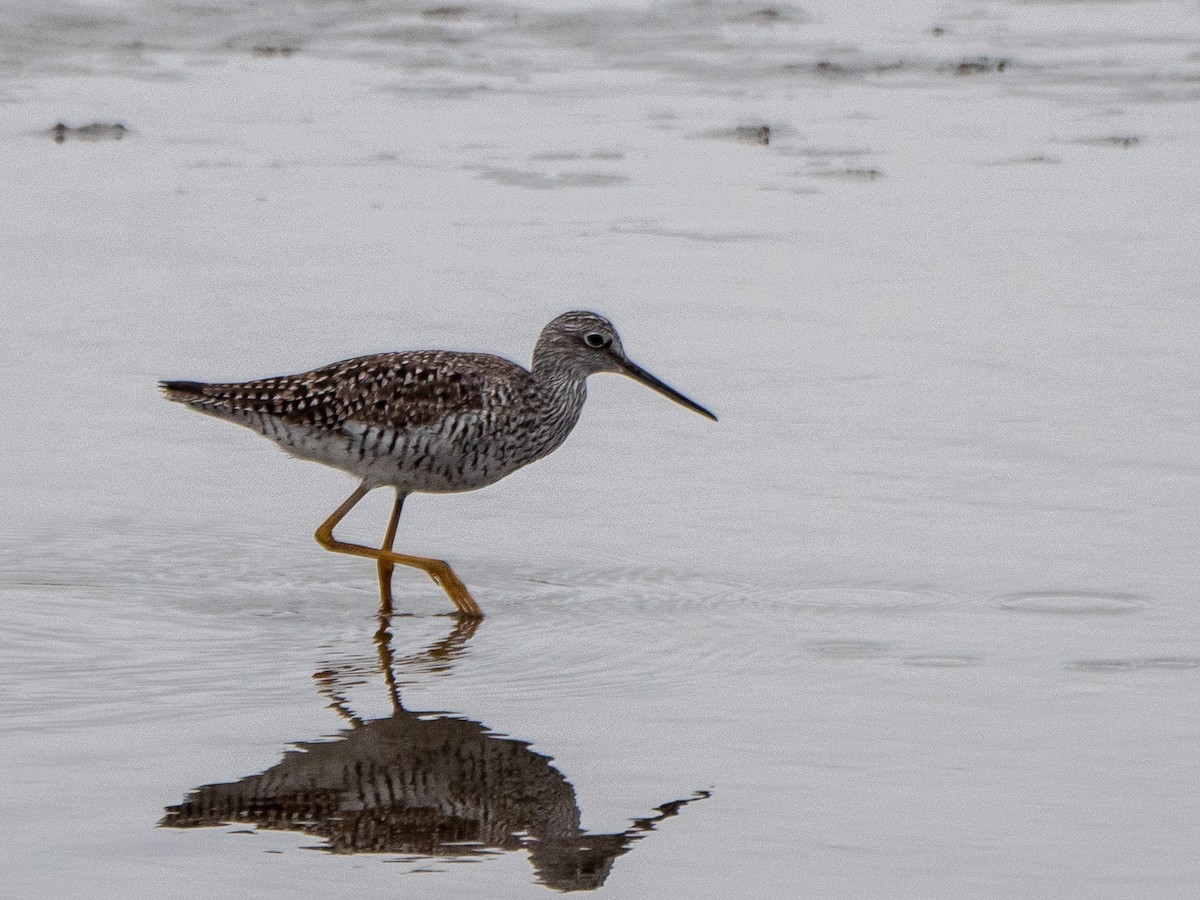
159 380 245 419
159 380 209 403
158 378 299 424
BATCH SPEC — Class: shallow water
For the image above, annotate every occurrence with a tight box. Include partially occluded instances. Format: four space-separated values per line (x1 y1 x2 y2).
4 0 1200 896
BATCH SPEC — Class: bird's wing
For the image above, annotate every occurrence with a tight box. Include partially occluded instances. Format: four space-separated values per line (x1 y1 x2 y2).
327 351 519 431
292 351 526 432
162 351 528 434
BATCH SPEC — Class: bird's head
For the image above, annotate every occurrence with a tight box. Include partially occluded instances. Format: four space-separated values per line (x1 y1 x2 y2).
534 310 717 421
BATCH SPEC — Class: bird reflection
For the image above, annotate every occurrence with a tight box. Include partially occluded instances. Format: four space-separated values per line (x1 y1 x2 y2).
161 614 708 891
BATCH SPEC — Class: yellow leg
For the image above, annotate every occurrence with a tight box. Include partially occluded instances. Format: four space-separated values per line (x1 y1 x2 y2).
376 491 405 616
314 484 484 618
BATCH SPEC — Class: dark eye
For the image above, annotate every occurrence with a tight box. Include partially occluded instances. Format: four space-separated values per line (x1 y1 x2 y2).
583 332 608 349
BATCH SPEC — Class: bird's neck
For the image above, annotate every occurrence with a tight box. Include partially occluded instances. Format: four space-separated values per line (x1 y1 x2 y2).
531 342 588 401
530 363 588 422
527 353 589 455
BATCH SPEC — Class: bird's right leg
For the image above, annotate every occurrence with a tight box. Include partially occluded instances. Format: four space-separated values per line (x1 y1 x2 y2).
314 484 484 618
376 491 406 616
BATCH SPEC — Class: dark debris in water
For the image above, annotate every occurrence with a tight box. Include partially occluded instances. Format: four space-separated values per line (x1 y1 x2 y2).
792 56 1008 78
422 6 470 19
250 45 297 57
1078 134 1141 148
735 124 771 146
812 167 884 181
989 153 1062 166
735 7 805 25
48 121 129 143
941 56 1010 75
702 124 772 146
802 59 906 77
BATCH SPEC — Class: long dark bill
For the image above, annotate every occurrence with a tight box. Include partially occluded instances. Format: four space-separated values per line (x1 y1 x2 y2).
619 358 718 422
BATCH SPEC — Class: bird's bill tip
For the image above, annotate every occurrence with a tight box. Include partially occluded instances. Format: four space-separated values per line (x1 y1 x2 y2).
618 358 718 422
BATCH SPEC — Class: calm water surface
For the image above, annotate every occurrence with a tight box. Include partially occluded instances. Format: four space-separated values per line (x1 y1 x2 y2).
3 0 1200 896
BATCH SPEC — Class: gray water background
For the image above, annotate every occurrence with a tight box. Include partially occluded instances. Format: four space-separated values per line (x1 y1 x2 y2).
3 0 1200 896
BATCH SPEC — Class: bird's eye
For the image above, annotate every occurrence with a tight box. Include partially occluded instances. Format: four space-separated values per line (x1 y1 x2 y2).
584 332 608 349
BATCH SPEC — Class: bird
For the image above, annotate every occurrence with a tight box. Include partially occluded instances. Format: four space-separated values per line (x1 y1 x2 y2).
161 310 716 617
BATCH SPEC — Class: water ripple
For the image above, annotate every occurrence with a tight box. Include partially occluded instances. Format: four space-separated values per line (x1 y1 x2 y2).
1069 656 1200 673
992 591 1149 616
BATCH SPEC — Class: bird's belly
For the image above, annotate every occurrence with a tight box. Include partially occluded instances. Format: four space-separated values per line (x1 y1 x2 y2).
265 417 547 493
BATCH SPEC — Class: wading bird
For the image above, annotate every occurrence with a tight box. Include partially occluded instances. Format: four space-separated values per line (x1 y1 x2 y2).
161 311 716 616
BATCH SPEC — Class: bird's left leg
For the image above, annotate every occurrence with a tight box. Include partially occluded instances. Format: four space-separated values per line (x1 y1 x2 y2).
314 483 484 618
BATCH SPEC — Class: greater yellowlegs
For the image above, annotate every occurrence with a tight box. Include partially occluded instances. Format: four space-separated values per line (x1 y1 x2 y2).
161 310 716 616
